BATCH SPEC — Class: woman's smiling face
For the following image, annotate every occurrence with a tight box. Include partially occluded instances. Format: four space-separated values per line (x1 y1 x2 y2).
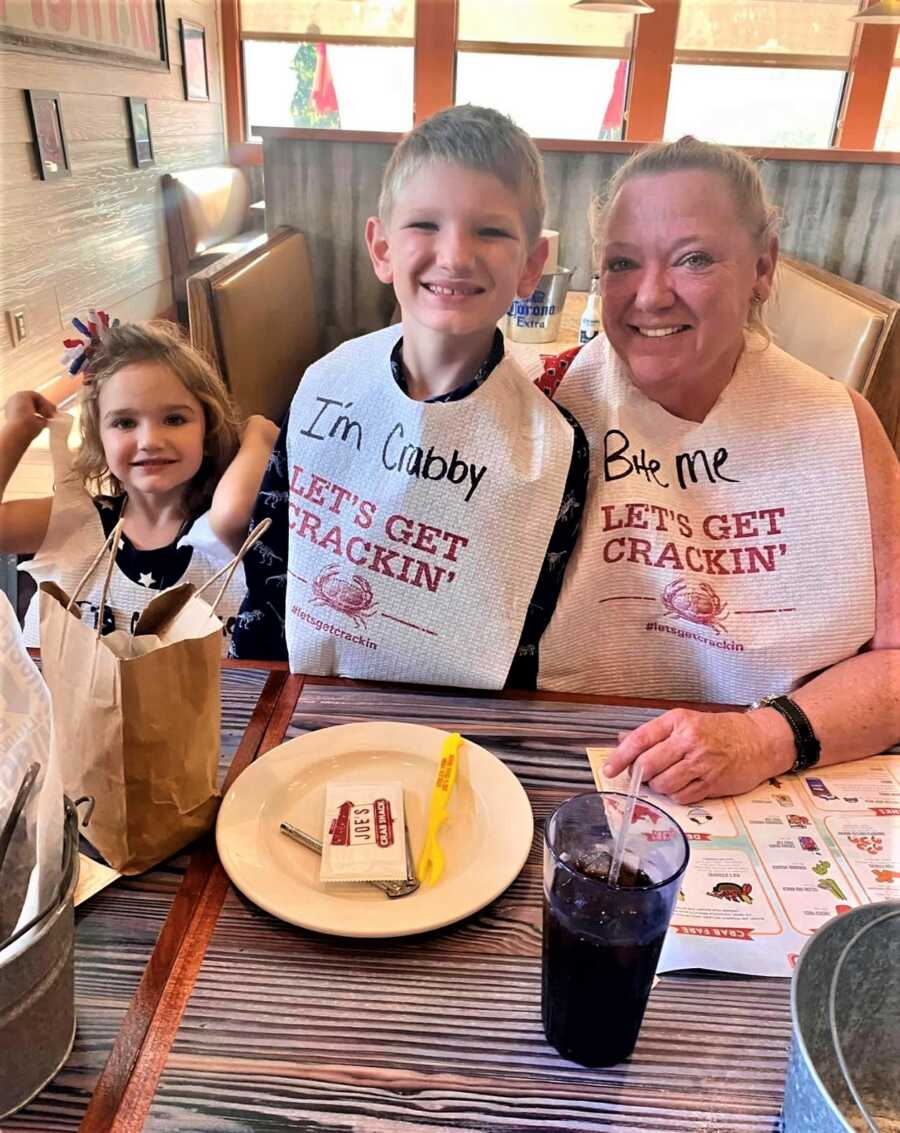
599 169 777 419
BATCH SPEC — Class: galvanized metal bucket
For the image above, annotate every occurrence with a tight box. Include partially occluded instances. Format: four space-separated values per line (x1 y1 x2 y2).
0 798 79 1118
505 268 574 344
783 900 900 1133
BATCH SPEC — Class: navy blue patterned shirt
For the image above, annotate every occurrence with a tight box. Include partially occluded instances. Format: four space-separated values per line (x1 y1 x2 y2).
231 330 589 688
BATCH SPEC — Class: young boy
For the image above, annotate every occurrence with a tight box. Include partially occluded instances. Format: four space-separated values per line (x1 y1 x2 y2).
223 105 588 688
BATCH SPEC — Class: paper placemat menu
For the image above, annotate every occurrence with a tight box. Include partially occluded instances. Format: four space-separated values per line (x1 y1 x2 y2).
588 749 899 977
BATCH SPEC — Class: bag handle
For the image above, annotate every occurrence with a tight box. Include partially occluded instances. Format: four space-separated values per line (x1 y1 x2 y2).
66 516 127 640
194 518 272 616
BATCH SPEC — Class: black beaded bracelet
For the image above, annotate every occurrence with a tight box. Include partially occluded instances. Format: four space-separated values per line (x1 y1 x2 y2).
751 694 821 773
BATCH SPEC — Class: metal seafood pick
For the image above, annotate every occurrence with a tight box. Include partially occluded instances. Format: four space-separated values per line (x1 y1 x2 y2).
280 819 420 899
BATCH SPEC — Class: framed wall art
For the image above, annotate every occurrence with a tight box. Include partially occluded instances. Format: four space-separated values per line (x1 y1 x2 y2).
25 90 71 181
179 19 209 102
2 1 168 71
127 96 155 168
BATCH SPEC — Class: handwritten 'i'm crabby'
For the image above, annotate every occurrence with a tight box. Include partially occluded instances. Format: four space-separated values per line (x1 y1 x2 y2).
298 396 488 503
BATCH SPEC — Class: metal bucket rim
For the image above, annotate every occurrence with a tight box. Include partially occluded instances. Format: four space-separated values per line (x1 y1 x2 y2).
789 900 900 1133
0 798 79 959
0 799 79 1120
827 904 900 1132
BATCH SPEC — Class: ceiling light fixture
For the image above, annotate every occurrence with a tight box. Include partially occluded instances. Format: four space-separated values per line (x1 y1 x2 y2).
850 0 900 23
571 1 655 13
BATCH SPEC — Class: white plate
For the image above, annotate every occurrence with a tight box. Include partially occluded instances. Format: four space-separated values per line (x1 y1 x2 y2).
216 721 534 938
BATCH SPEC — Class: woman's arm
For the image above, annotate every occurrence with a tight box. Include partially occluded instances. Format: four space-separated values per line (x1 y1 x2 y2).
603 392 900 803
209 414 279 554
750 392 899 768
0 392 55 554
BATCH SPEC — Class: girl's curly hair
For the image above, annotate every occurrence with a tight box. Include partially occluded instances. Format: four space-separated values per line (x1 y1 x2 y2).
73 320 240 518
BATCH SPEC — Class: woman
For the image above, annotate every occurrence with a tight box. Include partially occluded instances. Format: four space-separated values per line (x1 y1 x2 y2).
536 137 899 803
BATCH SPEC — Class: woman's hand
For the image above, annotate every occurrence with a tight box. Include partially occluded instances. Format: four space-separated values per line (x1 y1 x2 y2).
4 390 56 443
602 708 789 804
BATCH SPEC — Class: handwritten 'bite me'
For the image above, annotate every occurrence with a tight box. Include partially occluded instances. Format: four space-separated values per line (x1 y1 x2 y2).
299 396 487 502
604 428 739 490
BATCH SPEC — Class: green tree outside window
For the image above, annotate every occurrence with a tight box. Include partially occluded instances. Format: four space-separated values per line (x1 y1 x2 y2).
291 43 341 128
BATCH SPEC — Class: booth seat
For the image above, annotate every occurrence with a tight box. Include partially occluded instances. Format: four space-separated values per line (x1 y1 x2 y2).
187 226 320 424
769 256 899 454
163 166 265 323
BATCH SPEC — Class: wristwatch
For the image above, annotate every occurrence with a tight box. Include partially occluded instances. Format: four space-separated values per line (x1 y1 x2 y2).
750 694 821 774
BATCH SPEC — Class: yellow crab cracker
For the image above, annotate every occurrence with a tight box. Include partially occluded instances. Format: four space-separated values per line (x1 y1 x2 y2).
417 732 463 886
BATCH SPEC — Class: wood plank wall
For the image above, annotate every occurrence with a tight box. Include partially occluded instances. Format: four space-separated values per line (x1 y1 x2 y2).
264 137 899 356
264 138 398 355
0 0 226 405
542 152 900 302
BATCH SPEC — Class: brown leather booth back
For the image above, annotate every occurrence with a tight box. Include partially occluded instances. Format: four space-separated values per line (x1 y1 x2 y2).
188 228 319 423
768 261 888 392
172 166 252 257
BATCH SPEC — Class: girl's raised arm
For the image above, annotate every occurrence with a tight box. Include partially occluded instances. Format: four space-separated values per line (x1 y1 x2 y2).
210 414 279 554
0 391 55 554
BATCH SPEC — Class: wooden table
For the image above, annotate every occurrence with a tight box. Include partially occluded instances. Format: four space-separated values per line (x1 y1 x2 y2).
12 672 793 1132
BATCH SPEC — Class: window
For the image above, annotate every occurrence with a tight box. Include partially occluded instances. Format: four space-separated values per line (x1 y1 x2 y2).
664 0 859 148
876 65 900 151
455 0 633 141
240 0 414 135
229 0 899 154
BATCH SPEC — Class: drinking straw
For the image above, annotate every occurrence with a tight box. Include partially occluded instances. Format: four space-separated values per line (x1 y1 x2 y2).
608 759 642 886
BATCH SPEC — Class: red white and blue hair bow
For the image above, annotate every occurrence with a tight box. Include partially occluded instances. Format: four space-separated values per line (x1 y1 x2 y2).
60 308 119 379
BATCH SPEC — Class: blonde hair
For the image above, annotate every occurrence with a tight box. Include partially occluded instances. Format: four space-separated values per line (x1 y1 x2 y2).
378 104 547 246
591 136 780 339
73 320 240 518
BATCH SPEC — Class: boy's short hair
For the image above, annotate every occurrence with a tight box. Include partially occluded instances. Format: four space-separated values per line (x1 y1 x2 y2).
378 104 546 245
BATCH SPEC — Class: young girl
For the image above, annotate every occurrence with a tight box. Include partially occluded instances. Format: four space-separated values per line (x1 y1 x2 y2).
0 315 256 652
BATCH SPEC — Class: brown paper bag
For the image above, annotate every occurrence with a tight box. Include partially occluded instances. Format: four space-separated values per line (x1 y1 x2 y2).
36 518 269 875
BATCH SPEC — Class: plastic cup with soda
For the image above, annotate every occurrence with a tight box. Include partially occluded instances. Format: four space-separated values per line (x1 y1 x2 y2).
542 791 689 1066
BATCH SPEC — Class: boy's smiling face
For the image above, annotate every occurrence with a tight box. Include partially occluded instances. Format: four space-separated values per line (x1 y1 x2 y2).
366 161 547 343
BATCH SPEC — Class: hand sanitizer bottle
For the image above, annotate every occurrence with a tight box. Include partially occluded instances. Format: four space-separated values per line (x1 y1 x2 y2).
579 273 602 345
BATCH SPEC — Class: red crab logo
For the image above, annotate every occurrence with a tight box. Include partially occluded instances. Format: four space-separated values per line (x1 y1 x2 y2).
311 564 378 628
661 579 729 635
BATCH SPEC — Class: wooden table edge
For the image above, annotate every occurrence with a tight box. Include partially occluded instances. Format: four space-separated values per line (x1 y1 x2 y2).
297 672 740 712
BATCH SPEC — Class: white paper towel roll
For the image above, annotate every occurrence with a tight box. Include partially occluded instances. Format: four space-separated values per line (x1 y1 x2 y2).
541 229 559 274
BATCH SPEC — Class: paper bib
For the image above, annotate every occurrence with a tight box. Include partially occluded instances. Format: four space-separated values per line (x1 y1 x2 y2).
537 334 874 702
281 326 573 688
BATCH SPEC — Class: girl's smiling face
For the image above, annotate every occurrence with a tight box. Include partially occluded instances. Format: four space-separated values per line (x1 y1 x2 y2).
600 170 777 420
98 361 206 502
